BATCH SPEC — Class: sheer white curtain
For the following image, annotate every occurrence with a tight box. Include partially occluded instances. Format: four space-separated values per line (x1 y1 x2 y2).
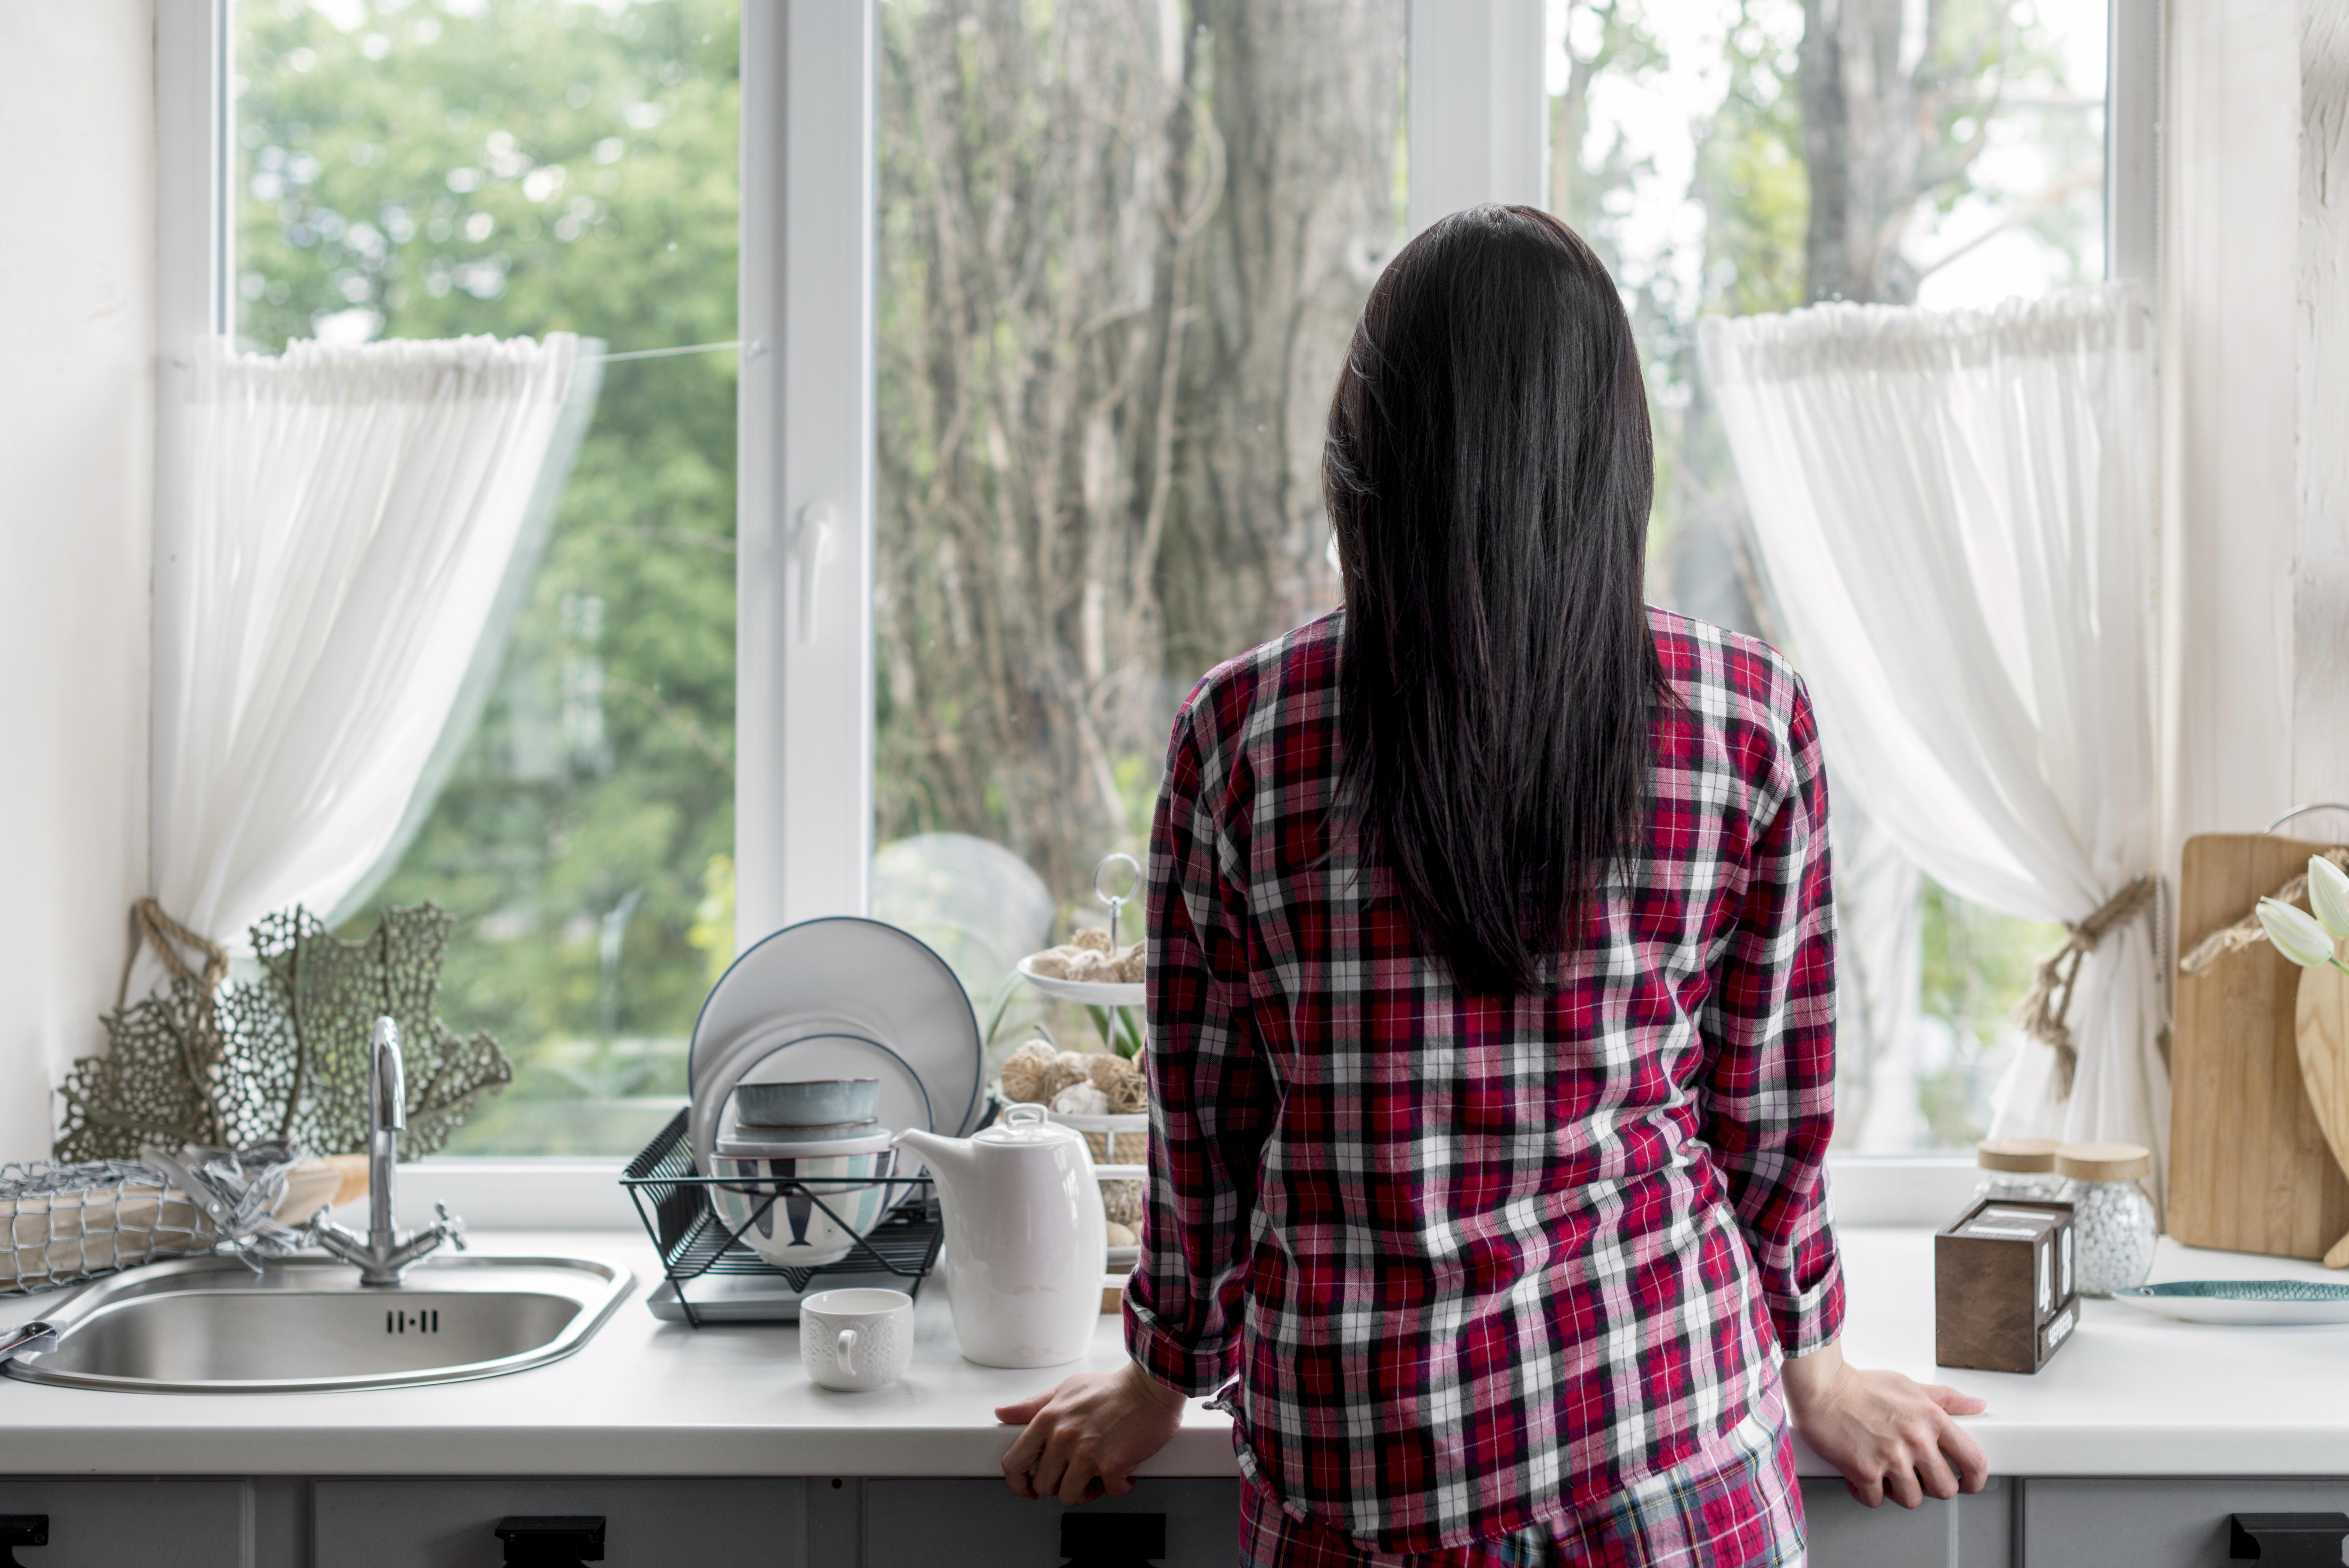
1832 798 1927 1150
150 334 580 956
1700 287 2164 1181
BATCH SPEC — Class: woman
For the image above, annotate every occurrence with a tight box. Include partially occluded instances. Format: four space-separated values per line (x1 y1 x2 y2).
996 205 1987 1566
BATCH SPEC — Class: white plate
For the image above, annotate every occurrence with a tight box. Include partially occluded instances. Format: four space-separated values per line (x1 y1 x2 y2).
1048 1110 1150 1135
2109 1280 2349 1326
1106 1244 1140 1272
689 917 982 1150
1015 955 1145 1008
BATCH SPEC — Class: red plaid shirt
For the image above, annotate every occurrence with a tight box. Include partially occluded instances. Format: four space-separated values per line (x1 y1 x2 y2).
1125 606 1843 1552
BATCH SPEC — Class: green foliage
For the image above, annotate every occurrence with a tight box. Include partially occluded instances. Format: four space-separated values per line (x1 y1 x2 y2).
1913 880 2066 1144
234 0 739 1153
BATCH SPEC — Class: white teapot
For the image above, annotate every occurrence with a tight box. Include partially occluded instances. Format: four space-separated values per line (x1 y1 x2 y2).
894 1103 1108 1368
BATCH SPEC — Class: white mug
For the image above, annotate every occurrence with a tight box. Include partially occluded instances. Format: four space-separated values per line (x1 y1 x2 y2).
800 1288 914 1392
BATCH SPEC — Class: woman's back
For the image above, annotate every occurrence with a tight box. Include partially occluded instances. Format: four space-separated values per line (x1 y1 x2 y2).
1126 602 1842 1551
998 207 1984 1565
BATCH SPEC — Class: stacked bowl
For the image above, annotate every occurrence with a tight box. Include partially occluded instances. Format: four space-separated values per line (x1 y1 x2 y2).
710 1078 899 1268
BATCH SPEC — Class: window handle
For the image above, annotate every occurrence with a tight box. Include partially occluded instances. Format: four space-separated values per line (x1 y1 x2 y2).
792 502 837 645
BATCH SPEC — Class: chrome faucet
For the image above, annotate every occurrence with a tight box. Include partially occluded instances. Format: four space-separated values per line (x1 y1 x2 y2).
306 1016 466 1287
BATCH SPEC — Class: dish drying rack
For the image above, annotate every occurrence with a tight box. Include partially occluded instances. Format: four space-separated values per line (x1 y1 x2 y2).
620 1108 943 1328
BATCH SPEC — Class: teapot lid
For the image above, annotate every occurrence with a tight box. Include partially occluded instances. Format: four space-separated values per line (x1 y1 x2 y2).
972 1101 1083 1148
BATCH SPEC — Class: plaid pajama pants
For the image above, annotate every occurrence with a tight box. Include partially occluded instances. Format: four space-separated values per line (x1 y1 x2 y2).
1237 1395 1805 1568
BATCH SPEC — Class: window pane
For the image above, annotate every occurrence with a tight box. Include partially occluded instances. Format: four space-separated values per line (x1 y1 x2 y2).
233 0 740 1154
872 0 1406 1048
1544 0 2102 1149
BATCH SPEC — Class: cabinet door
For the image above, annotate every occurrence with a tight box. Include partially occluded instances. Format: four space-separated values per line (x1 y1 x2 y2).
312 1478 806 1567
0 1479 252 1568
2023 1477 2349 1566
859 1479 1238 1568
1801 1477 2013 1568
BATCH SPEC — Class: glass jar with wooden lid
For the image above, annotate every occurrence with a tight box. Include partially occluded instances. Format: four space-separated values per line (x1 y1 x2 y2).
2055 1142 2156 1295
1974 1137 2064 1203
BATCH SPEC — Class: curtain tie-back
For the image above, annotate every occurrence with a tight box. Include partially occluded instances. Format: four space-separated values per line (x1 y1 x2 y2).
2176 848 2349 976
114 896 230 1012
2015 874 2158 1098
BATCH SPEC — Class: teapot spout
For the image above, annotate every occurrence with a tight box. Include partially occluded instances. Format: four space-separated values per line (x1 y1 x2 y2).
892 1127 976 1194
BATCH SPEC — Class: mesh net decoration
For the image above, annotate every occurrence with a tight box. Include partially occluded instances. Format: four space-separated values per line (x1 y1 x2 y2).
57 904 511 1162
0 1158 214 1293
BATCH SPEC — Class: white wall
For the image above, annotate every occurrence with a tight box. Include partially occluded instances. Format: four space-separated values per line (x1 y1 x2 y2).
2298 6 2349 807
2159 0 2328 866
0 3 157 1162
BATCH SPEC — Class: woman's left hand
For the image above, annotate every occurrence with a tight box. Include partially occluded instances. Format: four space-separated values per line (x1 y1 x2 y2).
995 1362 1190 1504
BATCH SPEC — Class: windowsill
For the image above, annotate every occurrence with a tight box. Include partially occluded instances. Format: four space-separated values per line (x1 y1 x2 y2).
392 1157 638 1232
386 1151 1983 1235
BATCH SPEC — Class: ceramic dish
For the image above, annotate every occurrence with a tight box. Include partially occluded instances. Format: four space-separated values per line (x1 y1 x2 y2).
736 1078 879 1127
707 1144 901 1269
688 918 983 1147
2109 1279 2349 1326
1045 1109 1149 1135
714 1127 896 1159
732 1118 880 1144
692 1026 934 1179
1015 955 1145 1009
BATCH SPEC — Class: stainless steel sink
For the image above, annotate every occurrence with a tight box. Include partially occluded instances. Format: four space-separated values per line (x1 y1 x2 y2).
2 1253 633 1394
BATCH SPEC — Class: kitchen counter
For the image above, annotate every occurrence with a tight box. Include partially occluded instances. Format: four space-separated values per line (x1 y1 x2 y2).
3 1226 2348 1480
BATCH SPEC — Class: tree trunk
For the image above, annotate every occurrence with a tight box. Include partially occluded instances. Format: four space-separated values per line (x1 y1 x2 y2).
874 0 1401 899
1157 0 1403 690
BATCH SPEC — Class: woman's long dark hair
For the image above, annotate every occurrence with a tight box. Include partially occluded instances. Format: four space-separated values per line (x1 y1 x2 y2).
1326 204 1664 995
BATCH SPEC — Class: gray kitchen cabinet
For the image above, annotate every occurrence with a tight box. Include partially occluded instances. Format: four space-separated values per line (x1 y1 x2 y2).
1803 1477 2013 1568
2021 1477 2349 1566
0 1478 273 1568
856 1479 1238 1567
311 1478 806 1567
853 1477 2012 1566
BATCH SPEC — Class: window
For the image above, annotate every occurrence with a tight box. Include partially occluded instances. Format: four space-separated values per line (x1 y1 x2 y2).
188 0 2151 1173
1543 0 2108 1148
232 0 740 1154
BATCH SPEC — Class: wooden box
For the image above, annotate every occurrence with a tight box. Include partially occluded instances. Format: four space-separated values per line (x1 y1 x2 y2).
1934 1199 2079 1374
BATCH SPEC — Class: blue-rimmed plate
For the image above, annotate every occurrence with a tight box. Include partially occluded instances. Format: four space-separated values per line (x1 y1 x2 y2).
687 918 982 1171
2110 1280 2349 1326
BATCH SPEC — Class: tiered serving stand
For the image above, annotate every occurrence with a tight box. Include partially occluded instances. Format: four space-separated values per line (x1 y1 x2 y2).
1007 854 1150 1270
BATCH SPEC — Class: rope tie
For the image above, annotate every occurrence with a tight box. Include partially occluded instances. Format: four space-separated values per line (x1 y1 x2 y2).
2177 847 2349 975
2014 874 2158 1098
114 897 230 1011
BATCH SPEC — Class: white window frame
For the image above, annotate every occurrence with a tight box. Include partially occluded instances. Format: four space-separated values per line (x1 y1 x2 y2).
156 0 2156 1228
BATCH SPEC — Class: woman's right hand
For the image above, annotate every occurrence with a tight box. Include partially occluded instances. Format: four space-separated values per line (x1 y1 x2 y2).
1781 1339 1990 1508
994 1362 1189 1505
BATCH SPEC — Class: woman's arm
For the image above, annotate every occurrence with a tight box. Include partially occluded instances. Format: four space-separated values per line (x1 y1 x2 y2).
1699 675 1844 1369
998 698 1274 1504
1703 677 1987 1507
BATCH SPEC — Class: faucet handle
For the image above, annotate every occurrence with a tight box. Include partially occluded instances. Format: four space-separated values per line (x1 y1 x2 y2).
434 1202 468 1252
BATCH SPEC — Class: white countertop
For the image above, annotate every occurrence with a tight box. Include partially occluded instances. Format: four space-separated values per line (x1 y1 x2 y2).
2 1226 2346 1479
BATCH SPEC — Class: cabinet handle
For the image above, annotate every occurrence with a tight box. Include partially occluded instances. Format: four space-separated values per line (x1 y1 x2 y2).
0 1515 47 1568
1061 1512 1165 1567
495 1514 606 1566
2230 1512 2349 1565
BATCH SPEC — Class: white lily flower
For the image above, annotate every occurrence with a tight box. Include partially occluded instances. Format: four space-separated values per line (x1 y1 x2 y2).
2259 896 2338 969
2308 856 2349 941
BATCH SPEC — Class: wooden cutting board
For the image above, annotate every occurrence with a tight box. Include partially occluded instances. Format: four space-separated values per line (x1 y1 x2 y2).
2168 833 2349 1260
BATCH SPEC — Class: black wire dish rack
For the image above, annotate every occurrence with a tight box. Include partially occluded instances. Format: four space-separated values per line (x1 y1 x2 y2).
621 1107 943 1328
